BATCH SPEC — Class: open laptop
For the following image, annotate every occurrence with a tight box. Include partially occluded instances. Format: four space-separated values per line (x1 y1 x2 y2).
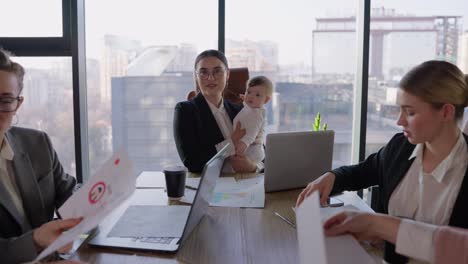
88 144 229 252
264 130 334 192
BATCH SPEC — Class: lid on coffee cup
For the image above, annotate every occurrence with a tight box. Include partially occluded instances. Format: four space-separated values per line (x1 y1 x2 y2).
163 165 186 174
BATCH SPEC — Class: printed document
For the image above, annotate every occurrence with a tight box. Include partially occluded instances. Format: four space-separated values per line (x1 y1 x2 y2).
296 192 375 264
32 149 135 263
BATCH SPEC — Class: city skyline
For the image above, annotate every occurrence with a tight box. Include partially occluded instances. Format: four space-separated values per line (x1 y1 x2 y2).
3 1 467 175
87 0 468 65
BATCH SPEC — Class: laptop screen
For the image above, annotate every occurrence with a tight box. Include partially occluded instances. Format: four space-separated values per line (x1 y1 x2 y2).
178 144 229 244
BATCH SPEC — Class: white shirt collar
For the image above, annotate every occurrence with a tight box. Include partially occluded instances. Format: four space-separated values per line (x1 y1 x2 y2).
409 132 466 182
206 98 225 114
409 143 423 161
0 137 14 161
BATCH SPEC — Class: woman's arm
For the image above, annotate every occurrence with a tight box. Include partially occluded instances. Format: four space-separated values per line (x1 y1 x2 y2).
331 133 407 194
433 226 468 264
0 218 81 264
0 230 38 264
230 154 257 173
173 102 216 172
324 211 444 263
324 211 400 243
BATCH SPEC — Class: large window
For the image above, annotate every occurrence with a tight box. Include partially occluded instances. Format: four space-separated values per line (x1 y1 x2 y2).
13 57 76 175
365 1 468 156
0 0 77 181
85 0 218 175
226 0 359 167
0 0 62 37
5 0 465 182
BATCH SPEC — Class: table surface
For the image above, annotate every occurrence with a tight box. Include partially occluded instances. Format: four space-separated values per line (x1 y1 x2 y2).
70 172 381 264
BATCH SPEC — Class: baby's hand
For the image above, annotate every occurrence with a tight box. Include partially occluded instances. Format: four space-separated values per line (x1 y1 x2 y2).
235 142 247 156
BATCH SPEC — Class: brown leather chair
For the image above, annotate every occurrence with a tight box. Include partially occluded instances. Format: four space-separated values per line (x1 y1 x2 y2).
187 67 249 105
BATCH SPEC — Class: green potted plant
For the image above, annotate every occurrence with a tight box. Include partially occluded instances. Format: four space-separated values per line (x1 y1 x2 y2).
313 112 327 131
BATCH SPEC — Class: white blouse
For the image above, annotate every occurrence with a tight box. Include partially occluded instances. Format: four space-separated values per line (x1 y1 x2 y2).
390 132 468 262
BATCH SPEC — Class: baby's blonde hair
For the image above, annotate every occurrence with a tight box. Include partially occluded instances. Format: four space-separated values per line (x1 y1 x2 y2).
246 76 273 96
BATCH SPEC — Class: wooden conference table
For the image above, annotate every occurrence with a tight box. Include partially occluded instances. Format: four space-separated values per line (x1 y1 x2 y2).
71 172 379 264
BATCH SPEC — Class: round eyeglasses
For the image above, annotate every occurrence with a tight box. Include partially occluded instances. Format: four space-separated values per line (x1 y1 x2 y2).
0 96 22 112
196 68 226 80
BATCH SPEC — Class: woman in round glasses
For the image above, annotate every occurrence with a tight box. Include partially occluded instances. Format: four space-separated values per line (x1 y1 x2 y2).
174 49 259 173
0 49 77 263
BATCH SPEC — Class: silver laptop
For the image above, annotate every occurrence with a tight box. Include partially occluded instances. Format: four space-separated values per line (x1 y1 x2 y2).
264 130 334 192
88 144 229 252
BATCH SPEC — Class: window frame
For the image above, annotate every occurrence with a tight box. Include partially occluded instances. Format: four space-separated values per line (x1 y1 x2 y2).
0 0 371 185
0 0 89 183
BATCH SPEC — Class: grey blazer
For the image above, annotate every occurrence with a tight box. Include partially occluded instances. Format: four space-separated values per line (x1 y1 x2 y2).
0 126 76 264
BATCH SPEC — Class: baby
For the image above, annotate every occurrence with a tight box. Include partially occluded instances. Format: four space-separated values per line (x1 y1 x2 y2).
233 76 273 165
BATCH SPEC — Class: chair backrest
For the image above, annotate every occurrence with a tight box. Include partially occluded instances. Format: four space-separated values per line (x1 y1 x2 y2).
224 67 249 104
187 67 249 104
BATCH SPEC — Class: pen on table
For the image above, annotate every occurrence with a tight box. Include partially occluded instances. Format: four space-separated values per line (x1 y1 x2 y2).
185 185 198 191
274 212 296 229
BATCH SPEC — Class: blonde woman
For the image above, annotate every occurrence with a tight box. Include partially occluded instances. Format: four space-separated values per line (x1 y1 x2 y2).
297 61 468 263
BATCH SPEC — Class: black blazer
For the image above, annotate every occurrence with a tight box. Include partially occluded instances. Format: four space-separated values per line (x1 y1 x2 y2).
331 133 468 263
173 93 242 172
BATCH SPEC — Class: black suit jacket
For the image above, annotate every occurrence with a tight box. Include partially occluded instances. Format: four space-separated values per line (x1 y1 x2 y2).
331 133 468 263
173 93 243 172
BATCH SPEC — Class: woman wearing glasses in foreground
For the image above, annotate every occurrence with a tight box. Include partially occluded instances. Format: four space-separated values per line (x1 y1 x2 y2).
297 61 468 263
174 49 260 173
0 49 80 263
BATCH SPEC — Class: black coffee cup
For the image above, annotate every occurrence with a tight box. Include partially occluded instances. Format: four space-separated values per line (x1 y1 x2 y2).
163 166 186 200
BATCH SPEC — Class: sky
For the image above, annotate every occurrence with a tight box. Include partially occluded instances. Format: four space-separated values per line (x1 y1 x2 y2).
88 0 468 65
1 0 467 66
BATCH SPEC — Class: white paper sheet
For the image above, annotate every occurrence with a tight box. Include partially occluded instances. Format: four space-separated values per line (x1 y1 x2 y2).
32 150 135 263
296 192 328 264
325 235 376 264
179 176 265 208
179 188 197 204
185 177 200 189
210 175 265 208
296 192 376 264
136 171 165 188
185 177 237 191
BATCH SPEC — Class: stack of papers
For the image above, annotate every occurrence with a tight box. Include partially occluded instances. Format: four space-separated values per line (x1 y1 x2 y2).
211 176 264 208
295 192 375 264
181 175 265 208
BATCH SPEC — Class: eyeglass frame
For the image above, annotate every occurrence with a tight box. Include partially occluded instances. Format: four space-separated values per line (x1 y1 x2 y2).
0 95 23 112
195 67 228 80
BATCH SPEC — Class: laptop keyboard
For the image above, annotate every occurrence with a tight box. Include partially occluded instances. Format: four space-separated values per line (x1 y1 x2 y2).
128 236 175 244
